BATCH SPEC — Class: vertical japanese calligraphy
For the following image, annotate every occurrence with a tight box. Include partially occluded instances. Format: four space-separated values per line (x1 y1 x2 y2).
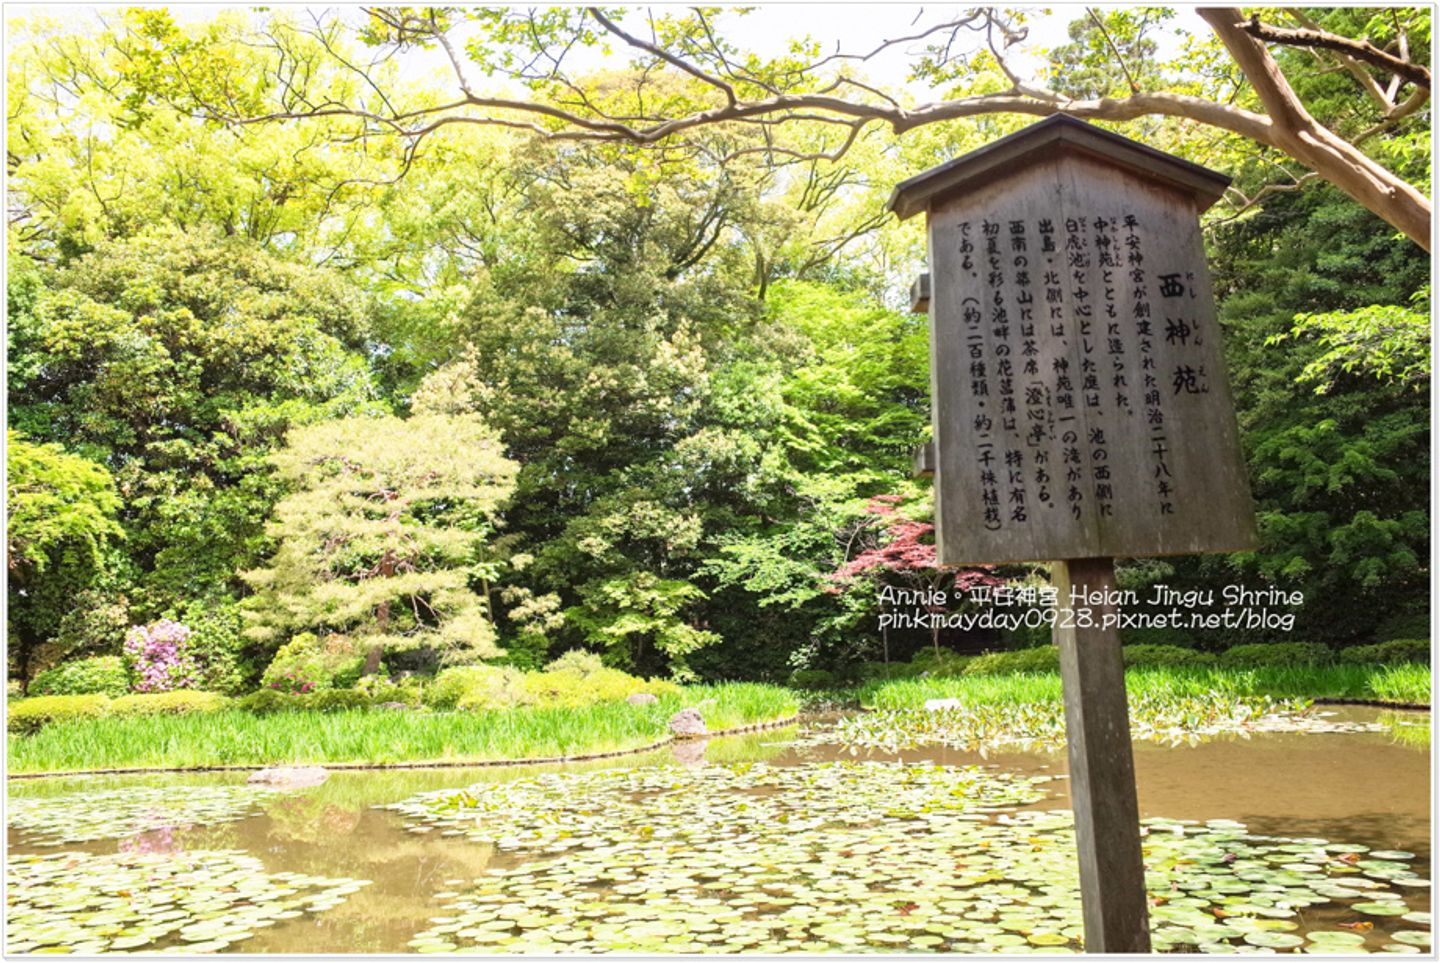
923 150 1256 564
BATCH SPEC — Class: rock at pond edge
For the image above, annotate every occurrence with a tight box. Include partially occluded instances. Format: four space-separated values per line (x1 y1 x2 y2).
248 765 330 787
669 708 707 739
626 693 659 705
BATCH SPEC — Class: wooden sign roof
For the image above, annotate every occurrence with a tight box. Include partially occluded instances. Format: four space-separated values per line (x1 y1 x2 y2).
887 114 1232 221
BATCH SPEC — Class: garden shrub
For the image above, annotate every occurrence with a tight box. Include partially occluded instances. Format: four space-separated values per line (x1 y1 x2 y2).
425 665 519 710
124 619 201 692
260 633 367 693
1121 645 1216 668
963 647 1060 676
28 656 129 697
353 675 422 706
454 667 534 712
1219 642 1331 666
1375 611 1430 642
301 689 371 712
110 690 228 717
911 649 973 677
1339 638 1430 665
53 590 130 658
8 694 111 734
235 689 296 714
787 669 837 689
853 661 924 681
545 649 607 676
174 598 251 694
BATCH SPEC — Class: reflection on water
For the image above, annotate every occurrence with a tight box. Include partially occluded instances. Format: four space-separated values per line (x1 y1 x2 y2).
6 708 1430 954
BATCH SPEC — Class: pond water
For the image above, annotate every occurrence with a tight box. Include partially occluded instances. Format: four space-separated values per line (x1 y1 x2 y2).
6 707 1431 955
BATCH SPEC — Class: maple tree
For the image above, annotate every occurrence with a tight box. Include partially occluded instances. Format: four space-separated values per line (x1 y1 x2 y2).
827 495 1002 660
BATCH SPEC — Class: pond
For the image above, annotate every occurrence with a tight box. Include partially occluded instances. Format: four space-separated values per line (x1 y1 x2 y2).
6 707 1431 955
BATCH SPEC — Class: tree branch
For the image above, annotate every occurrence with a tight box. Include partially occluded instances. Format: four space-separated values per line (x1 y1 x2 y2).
1240 14 1430 92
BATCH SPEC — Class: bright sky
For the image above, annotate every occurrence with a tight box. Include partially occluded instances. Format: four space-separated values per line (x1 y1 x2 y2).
9 4 1208 101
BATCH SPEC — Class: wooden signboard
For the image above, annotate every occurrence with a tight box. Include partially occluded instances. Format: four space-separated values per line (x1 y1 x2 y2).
892 114 1257 568
889 116 1260 955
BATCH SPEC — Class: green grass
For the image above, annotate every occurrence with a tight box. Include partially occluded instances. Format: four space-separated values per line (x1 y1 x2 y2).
859 664 1431 711
1367 663 1432 705
7 684 798 774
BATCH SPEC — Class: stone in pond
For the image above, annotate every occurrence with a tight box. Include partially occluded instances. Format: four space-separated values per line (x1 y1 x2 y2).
247 766 329 788
626 693 659 705
669 708 707 738
924 698 962 711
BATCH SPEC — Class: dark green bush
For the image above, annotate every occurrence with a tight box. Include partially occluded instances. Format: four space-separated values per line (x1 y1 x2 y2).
787 669 837 689
1375 612 1430 642
173 597 252 694
1121 645 1216 669
963 647 1060 676
1219 642 1331 666
854 661 923 681
1339 638 1430 665
911 650 973 677
29 656 129 697
8 694 111 734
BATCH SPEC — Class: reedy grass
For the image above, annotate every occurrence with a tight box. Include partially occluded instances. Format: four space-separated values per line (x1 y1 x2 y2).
7 683 798 774
859 664 1431 710
1367 663 1432 705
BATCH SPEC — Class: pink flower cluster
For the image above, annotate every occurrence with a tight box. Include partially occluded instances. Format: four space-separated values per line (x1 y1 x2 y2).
124 619 200 692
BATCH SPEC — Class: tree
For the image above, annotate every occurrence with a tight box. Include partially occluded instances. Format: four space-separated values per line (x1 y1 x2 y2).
826 494 1002 660
109 6 1431 249
7 229 384 609
241 411 520 669
6 431 125 679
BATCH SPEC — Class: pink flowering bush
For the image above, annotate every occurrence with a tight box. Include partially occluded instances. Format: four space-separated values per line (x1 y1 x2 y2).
123 619 201 692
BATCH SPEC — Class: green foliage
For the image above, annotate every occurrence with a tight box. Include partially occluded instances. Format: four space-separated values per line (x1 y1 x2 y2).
241 411 519 666
1375 611 1430 642
109 690 228 717
963 647 1060 676
1367 664 1431 705
787 669 837 690
51 591 132 660
9 230 382 612
424 665 515 710
544 649 607 676
260 634 367 693
1206 179 1429 645
854 661 925 681
910 649 974 677
8 695 111 734
6 431 123 579
170 597 252 694
1121 645 1217 669
28 657 129 697
1338 639 1430 666
6 432 125 678
1219 643 1332 667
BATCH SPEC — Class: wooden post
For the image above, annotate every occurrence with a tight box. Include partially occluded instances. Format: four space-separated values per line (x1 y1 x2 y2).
887 116 1260 956
1053 557 1150 954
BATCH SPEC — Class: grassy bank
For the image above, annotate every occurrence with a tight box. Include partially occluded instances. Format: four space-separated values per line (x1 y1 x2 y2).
8 683 797 775
859 664 1431 710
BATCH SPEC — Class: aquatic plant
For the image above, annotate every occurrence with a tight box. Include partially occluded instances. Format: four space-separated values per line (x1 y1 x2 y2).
387 761 1430 954
6 850 369 953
